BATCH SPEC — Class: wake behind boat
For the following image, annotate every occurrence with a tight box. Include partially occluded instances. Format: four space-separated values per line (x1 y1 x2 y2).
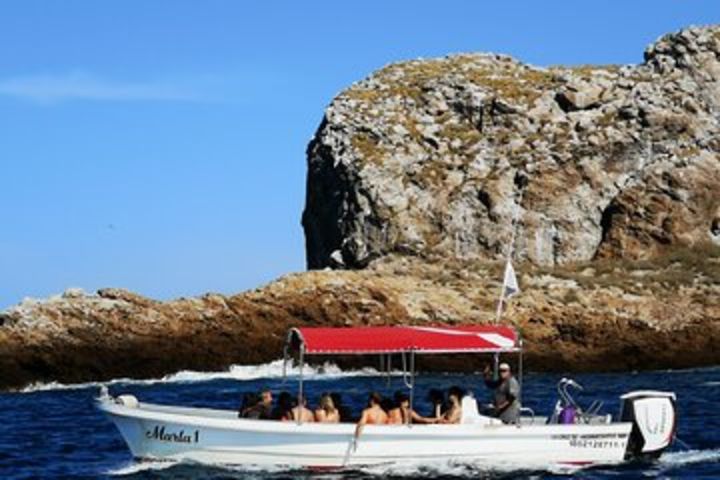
98 325 678 470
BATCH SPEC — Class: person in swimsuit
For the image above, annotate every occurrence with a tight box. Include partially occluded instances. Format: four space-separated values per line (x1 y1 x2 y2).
353 392 388 447
387 391 437 425
438 386 464 424
314 393 340 423
289 394 315 423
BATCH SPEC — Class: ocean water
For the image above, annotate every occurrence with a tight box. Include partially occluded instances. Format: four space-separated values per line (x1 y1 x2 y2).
2 362 719 479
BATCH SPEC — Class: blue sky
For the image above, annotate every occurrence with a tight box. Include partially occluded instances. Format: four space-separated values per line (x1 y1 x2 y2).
0 1 718 308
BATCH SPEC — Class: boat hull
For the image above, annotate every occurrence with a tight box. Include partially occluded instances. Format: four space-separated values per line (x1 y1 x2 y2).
99 398 632 469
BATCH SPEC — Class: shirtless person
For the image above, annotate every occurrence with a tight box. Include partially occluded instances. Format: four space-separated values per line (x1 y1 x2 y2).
353 392 388 448
438 386 464 424
387 391 437 425
314 393 340 423
289 394 315 423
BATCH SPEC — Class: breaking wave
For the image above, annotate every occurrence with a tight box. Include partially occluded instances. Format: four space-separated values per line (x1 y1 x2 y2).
20 359 396 393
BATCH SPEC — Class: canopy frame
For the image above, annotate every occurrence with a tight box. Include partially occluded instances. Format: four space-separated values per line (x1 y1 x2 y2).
282 325 523 425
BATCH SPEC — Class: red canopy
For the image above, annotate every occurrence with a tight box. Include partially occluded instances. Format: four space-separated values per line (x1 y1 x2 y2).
289 325 519 355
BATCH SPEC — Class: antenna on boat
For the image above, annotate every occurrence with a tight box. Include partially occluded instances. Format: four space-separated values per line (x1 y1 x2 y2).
493 170 527 324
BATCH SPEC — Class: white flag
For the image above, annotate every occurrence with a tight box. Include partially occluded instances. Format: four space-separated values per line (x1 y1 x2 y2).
502 260 520 298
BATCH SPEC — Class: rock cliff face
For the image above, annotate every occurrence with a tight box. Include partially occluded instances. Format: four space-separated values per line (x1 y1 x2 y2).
1 25 719 390
303 26 720 269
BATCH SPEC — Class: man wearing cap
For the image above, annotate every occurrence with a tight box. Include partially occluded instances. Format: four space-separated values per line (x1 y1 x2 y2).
483 362 520 424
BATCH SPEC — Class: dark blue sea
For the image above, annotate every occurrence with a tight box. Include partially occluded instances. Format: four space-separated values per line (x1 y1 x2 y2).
2 361 719 479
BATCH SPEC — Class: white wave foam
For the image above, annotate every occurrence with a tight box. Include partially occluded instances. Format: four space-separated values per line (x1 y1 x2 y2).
106 458 566 478
107 459 298 477
358 458 576 477
19 359 396 393
701 381 720 387
106 460 178 476
165 359 391 382
659 448 720 467
21 379 119 393
98 448 720 478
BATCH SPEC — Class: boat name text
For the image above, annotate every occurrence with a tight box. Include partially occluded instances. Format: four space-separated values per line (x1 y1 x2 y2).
145 425 199 443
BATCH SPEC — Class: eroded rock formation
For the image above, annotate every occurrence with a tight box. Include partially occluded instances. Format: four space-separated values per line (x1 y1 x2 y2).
303 26 720 268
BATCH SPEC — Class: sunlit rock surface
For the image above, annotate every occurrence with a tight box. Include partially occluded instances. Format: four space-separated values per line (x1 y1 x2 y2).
303 25 720 268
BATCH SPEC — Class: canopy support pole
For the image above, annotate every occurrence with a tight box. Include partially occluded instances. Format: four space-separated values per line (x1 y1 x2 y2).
405 350 415 427
297 344 305 426
282 343 289 385
401 351 414 389
518 339 524 407
493 352 500 381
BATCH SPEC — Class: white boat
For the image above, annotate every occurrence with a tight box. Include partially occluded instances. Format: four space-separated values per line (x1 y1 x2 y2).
98 325 677 470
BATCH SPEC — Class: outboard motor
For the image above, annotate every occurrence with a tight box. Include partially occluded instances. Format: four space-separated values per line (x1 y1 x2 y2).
620 391 677 460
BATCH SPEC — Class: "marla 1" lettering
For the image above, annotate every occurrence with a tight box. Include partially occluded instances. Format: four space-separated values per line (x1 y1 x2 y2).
145 425 199 443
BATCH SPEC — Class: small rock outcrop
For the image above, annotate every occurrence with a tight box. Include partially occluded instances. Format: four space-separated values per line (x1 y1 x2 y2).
303 26 720 269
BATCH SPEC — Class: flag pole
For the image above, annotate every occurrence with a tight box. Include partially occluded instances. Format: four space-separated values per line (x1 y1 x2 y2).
494 182 525 324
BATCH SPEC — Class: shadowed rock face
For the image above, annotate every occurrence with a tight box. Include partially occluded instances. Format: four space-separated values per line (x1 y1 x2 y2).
303 25 720 269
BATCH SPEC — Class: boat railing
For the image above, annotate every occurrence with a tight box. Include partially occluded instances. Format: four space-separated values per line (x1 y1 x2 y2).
520 406 535 424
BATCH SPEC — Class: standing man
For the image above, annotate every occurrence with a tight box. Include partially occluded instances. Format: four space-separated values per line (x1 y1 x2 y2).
483 362 520 424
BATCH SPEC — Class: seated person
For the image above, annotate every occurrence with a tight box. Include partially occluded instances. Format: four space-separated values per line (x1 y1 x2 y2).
387 391 437 424
330 392 352 422
354 392 388 445
238 392 260 419
380 396 395 415
314 393 340 423
256 388 274 419
289 394 315 423
438 386 464 424
272 391 294 421
427 388 447 420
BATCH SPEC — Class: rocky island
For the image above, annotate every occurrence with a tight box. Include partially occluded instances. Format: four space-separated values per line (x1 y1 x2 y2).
1 25 719 390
